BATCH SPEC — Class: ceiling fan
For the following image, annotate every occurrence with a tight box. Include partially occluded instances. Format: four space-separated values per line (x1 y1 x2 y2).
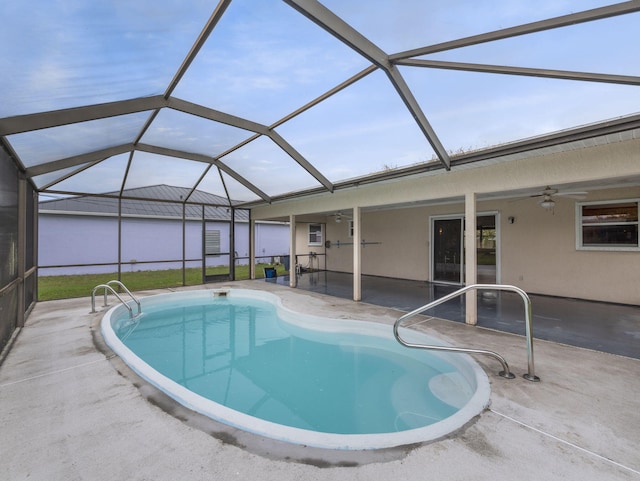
330 211 352 223
528 186 588 209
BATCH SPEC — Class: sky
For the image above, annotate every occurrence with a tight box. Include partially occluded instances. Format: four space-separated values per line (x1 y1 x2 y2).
1 0 639 202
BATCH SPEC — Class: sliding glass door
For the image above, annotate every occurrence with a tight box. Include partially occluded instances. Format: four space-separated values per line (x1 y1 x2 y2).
431 214 498 284
432 217 464 283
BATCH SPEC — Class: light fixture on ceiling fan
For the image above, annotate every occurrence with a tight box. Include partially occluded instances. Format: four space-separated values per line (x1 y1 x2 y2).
531 186 588 209
539 195 555 210
331 211 352 223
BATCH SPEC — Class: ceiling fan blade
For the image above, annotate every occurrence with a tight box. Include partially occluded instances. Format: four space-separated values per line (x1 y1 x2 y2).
554 191 588 197
557 194 587 199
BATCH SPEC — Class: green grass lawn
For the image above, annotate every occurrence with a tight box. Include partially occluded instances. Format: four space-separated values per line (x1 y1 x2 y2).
38 263 288 301
477 249 496 266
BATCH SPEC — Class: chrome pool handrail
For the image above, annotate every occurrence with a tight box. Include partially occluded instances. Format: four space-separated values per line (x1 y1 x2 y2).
91 284 133 318
91 281 141 319
393 284 540 382
105 280 141 316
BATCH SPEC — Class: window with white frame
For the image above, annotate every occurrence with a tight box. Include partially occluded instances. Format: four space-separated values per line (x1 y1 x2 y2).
577 200 639 250
308 223 323 246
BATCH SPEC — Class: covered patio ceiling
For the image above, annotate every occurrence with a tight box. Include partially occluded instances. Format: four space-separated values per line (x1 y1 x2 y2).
1 0 639 207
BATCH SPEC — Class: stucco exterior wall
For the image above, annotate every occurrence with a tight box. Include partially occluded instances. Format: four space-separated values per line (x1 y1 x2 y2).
294 222 328 271
121 217 196 268
38 214 289 276
313 187 640 305
251 222 290 261
254 138 640 305
38 215 120 274
497 187 640 305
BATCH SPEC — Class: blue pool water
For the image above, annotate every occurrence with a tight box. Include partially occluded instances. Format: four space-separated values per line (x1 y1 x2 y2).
102 289 490 449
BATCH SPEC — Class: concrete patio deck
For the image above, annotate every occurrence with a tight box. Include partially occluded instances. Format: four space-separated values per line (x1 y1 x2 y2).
1 281 639 480
277 271 640 359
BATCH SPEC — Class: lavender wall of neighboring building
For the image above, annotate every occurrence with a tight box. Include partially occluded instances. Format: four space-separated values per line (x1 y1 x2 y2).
39 215 119 275
38 213 289 276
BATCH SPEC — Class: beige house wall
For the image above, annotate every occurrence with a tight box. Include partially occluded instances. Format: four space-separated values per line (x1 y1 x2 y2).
496 187 640 304
294 221 328 271
322 190 640 304
254 138 640 305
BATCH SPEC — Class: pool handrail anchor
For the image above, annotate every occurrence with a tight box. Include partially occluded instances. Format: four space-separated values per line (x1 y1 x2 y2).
393 283 540 382
91 280 141 319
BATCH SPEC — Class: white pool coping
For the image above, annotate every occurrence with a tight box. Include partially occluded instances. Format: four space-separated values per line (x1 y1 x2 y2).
101 288 491 450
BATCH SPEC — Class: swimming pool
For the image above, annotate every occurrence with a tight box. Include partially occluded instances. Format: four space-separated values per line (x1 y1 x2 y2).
101 289 490 450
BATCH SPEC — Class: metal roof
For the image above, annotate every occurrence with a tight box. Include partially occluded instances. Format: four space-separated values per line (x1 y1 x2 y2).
2 0 639 206
39 185 247 221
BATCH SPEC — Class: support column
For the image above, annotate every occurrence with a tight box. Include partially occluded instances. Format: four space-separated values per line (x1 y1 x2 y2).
181 203 186 286
17 174 26 328
353 206 361 301
289 215 296 288
465 192 477 325
117 197 123 282
249 216 256 280
229 207 236 281
201 205 206 285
